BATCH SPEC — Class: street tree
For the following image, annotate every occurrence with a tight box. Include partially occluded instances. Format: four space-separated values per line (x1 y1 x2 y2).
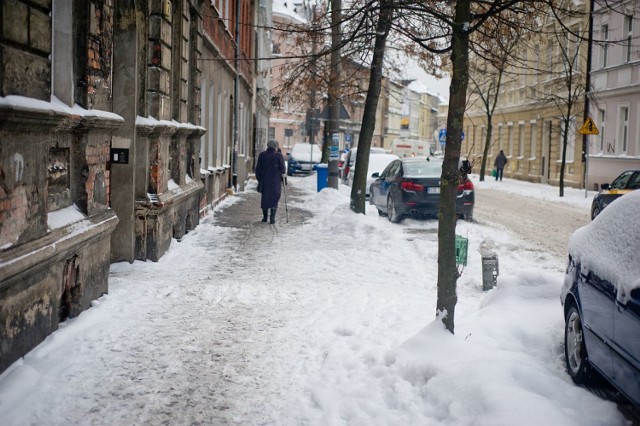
269 0 587 333
534 3 589 196
393 0 559 333
467 21 523 181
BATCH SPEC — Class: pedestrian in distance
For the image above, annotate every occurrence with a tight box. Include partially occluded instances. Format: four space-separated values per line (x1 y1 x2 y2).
494 150 508 181
255 140 286 224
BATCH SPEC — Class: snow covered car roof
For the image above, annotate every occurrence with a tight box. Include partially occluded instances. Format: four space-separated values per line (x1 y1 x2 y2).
568 190 640 302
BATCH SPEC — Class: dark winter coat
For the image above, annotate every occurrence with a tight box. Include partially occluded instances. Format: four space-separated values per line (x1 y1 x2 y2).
494 152 508 170
255 147 286 209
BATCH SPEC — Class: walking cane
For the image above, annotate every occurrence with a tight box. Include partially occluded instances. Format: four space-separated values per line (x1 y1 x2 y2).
282 176 289 223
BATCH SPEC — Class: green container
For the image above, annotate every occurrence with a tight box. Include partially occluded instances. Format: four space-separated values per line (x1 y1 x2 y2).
455 235 468 266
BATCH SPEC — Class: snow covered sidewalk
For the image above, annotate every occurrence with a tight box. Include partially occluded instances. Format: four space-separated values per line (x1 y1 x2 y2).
0 175 628 425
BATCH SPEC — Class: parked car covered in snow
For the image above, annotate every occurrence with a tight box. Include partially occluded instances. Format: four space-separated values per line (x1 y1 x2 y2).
561 190 640 407
287 143 322 176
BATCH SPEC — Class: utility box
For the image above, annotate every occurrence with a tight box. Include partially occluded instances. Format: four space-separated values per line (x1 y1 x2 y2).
482 255 499 291
455 235 468 266
316 163 328 192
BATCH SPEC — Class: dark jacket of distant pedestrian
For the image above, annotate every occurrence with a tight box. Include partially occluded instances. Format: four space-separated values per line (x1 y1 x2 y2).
255 140 286 223
494 150 508 181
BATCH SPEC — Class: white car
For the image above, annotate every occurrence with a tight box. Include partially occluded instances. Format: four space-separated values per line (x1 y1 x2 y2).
287 143 322 175
347 153 399 197
342 147 387 184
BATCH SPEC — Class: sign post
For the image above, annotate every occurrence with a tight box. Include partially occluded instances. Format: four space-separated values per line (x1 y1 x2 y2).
579 117 599 198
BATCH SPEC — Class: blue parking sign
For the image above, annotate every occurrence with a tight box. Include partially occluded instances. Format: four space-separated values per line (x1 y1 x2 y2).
439 128 446 143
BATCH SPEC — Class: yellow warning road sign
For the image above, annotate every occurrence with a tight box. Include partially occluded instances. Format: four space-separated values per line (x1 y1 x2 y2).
579 117 599 135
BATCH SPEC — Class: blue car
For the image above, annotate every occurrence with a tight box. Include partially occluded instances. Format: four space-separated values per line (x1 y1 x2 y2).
561 190 640 407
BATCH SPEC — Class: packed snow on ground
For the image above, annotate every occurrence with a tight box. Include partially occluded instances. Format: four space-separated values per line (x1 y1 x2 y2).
0 174 628 425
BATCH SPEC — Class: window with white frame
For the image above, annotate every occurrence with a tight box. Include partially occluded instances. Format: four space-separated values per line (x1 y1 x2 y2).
559 118 576 162
208 84 215 168
52 1 74 106
618 105 629 153
568 117 576 162
518 123 525 157
598 108 606 152
508 124 514 157
625 15 633 63
534 44 540 83
217 92 223 166
601 23 609 68
530 122 537 159
547 40 554 77
200 81 205 168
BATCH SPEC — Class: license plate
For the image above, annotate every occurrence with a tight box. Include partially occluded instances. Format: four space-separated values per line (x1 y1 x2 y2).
428 187 440 194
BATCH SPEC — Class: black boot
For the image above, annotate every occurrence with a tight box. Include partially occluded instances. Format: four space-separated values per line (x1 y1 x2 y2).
270 208 277 224
262 209 268 223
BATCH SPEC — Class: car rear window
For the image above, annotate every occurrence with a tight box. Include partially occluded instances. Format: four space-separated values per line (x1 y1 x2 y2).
403 161 442 177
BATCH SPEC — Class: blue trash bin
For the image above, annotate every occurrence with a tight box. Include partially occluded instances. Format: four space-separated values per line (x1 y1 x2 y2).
316 163 328 192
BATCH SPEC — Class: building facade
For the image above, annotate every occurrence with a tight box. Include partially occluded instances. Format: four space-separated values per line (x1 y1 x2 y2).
268 0 311 152
200 0 256 199
463 2 588 188
0 0 246 375
588 1 640 188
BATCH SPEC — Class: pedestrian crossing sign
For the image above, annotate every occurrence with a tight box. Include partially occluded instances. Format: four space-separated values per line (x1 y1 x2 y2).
579 117 599 135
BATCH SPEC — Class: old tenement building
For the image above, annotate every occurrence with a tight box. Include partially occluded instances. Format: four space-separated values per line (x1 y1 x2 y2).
0 0 261 374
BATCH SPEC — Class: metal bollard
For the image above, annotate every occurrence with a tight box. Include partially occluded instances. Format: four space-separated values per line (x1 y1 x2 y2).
478 239 499 291
481 255 499 291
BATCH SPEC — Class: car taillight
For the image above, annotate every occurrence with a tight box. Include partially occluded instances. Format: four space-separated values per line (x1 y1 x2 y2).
457 180 474 193
400 180 424 192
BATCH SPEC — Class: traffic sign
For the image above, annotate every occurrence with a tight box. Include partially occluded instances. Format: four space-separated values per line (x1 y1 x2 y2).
579 117 599 135
439 129 446 143
438 128 464 144
329 145 339 160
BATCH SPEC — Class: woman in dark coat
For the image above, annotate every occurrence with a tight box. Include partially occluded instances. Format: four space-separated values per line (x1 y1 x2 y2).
255 140 286 223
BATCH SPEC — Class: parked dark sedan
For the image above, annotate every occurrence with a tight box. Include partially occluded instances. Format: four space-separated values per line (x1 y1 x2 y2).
368 157 474 223
561 190 640 408
591 169 640 219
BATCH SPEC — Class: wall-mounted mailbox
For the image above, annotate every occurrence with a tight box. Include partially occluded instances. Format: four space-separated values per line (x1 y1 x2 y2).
110 148 129 164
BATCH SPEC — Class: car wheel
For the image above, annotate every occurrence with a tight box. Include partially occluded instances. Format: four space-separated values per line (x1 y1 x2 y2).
591 205 601 220
387 196 402 223
564 305 592 384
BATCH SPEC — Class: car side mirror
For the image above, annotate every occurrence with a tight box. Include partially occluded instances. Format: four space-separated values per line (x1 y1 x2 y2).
371 172 380 178
600 183 610 190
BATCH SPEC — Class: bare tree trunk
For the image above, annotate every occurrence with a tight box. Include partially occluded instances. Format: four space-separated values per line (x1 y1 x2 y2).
560 119 568 197
437 0 471 334
480 119 493 181
350 0 393 214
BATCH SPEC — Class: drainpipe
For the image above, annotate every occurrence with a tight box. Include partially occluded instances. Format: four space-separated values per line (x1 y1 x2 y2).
230 0 241 191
